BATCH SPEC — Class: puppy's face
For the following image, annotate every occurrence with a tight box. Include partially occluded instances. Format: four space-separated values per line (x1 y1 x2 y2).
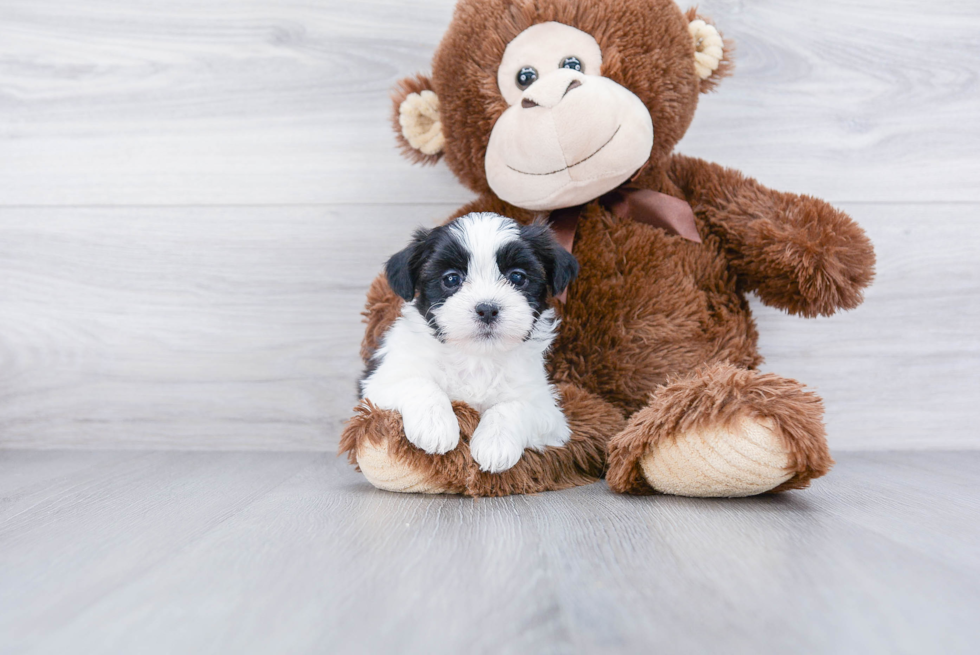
386 212 578 353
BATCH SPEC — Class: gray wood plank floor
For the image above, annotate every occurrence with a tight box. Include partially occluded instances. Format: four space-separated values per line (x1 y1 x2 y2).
1 450 978 655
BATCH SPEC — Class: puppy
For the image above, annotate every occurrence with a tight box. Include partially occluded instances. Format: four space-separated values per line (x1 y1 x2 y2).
360 212 579 473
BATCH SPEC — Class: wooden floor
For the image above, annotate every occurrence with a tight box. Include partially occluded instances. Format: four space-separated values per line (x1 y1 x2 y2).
1 450 978 654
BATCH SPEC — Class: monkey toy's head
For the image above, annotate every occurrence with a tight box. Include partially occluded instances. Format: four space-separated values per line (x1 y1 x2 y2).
392 0 731 212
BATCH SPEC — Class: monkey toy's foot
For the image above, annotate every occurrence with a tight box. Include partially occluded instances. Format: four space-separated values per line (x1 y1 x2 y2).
339 400 471 495
339 384 624 497
606 363 834 498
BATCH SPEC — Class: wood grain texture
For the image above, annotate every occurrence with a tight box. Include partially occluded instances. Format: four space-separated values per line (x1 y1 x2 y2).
1 203 977 450
0 0 977 206
1 3 976 651
0 450 978 654
755 202 980 450
0 1 976 450
0 205 445 449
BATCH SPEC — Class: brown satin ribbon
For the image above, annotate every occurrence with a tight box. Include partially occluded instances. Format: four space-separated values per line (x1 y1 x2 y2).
548 186 701 302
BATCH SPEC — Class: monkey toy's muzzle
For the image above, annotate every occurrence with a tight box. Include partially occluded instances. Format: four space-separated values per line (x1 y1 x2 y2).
485 68 654 212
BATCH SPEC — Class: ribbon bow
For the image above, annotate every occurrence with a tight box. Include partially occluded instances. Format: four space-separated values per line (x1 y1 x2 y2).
548 185 701 301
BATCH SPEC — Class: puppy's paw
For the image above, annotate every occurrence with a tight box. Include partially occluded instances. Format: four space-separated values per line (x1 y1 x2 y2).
470 420 524 473
536 407 572 449
402 402 460 455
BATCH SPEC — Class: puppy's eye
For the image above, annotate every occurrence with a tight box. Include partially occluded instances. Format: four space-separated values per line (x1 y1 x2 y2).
559 56 583 73
507 270 527 288
516 66 538 90
442 272 462 289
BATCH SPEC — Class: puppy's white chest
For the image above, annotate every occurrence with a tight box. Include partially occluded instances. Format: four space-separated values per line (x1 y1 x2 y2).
441 354 509 412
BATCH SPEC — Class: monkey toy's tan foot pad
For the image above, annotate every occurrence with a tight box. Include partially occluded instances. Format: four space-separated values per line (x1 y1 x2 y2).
338 384 625 497
606 363 834 498
638 415 794 497
338 400 473 495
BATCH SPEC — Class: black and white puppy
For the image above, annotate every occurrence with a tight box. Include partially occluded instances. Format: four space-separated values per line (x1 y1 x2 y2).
360 212 579 473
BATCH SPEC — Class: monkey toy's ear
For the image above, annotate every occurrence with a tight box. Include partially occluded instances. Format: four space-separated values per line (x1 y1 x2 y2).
391 74 445 165
684 9 734 93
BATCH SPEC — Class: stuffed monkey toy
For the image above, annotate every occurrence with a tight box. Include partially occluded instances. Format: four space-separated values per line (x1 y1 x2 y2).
340 0 875 497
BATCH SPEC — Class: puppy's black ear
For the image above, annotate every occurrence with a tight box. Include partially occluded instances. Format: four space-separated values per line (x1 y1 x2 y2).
550 243 579 295
385 228 430 301
520 224 580 296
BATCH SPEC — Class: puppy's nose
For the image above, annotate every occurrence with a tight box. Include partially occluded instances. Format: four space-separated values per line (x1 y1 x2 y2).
475 302 500 325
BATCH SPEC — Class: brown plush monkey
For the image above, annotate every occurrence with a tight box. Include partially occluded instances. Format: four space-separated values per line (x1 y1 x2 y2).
340 0 875 497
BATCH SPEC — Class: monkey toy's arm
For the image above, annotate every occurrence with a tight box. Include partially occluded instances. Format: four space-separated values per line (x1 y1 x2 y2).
360 273 404 366
669 153 876 318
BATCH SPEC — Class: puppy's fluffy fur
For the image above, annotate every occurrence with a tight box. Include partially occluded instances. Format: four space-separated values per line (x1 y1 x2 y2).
360 212 578 472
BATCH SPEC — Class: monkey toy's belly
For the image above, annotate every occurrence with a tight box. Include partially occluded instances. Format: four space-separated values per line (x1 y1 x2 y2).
548 208 762 415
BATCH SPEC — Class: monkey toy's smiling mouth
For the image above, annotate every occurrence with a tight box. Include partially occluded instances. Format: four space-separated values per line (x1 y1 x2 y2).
505 125 621 176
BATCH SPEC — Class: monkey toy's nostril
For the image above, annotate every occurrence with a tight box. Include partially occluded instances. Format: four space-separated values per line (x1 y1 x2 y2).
522 79 581 109
562 79 582 97
475 302 500 324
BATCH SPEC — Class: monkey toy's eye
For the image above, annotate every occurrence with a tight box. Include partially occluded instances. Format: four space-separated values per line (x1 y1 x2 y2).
559 56 583 73
516 66 538 90
442 271 462 289
507 270 528 288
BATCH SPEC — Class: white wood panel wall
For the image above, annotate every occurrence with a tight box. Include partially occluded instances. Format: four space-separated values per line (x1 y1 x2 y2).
0 0 977 450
